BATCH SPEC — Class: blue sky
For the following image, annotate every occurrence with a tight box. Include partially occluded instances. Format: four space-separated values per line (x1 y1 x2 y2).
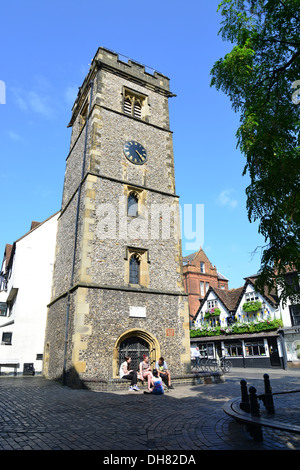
0 0 266 288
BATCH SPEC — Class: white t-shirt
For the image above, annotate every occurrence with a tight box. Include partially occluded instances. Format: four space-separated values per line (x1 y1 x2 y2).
119 361 128 378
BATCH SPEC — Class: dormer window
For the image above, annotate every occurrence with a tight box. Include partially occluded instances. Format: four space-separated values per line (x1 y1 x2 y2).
200 262 205 273
245 292 259 302
207 300 218 309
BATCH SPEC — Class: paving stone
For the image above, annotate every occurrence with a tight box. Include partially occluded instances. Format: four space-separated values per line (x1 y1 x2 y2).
0 368 299 452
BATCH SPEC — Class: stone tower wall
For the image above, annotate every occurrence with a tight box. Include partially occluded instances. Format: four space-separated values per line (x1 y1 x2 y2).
44 48 190 385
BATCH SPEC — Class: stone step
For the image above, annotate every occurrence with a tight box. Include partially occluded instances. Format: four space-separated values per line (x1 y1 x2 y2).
81 371 225 392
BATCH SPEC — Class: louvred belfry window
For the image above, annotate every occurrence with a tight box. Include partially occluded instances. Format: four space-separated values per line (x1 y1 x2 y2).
124 96 132 115
133 99 142 118
123 89 146 119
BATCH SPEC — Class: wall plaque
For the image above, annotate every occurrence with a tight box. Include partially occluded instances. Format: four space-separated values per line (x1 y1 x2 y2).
129 306 146 318
166 328 175 337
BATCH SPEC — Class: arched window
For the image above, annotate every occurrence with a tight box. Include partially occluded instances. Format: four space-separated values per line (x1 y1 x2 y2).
128 192 138 217
123 89 146 120
129 255 140 284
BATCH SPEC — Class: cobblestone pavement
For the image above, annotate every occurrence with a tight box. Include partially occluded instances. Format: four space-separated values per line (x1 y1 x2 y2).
0 368 299 454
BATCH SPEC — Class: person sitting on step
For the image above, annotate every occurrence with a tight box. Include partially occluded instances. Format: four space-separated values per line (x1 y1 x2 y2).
139 354 153 391
155 356 174 389
119 356 139 391
143 369 164 395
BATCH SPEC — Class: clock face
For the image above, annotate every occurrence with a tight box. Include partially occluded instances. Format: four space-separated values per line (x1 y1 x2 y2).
123 141 147 165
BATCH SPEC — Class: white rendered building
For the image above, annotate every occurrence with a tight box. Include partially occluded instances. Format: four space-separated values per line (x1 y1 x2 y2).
0 212 59 375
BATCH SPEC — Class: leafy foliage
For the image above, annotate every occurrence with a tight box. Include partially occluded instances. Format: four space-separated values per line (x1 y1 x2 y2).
242 300 262 311
210 1 300 305
190 318 283 337
204 307 222 318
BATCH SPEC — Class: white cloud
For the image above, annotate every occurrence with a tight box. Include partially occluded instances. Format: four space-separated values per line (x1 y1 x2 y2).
11 76 55 118
27 90 54 118
65 85 78 106
8 130 22 141
216 189 238 209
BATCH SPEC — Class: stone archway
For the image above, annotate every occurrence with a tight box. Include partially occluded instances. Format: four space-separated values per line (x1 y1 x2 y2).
113 329 160 377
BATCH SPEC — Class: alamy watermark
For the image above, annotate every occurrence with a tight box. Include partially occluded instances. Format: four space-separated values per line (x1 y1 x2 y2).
292 80 300 105
96 197 204 251
0 80 5 104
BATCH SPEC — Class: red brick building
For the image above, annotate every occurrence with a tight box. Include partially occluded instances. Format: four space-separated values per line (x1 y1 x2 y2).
182 248 229 321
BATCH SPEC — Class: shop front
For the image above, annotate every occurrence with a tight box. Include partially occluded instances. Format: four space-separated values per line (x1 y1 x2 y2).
190 331 285 369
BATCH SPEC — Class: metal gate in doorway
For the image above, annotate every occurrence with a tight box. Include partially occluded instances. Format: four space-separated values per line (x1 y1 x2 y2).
119 336 150 372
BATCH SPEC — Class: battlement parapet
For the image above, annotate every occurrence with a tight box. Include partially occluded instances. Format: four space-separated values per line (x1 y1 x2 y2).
94 47 171 93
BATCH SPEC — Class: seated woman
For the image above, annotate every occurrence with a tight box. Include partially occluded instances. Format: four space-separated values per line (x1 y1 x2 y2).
139 354 153 391
144 369 164 395
119 356 139 391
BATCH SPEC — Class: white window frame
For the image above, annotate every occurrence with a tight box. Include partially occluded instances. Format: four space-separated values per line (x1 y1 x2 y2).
245 292 259 302
200 281 204 296
207 299 218 309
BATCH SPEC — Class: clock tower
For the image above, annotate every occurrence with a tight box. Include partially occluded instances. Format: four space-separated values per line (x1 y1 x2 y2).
44 48 190 387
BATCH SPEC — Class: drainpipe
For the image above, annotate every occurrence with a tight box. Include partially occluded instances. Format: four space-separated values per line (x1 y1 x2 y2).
62 79 94 386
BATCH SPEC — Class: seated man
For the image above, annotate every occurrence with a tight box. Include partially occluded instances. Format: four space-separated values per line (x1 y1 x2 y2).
155 357 174 389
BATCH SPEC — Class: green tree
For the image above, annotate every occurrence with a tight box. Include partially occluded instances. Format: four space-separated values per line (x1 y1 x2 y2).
210 0 300 304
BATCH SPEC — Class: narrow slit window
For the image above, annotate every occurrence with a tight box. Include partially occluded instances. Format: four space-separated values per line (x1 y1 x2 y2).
128 193 138 217
129 255 140 284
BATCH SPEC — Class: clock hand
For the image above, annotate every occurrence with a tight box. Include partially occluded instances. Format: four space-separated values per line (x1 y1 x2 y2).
135 150 145 160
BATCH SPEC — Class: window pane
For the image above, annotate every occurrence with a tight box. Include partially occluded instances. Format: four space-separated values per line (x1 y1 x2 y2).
225 342 242 357
200 281 204 296
128 193 138 217
2 332 12 344
290 304 300 326
0 302 7 316
129 256 140 284
245 341 265 356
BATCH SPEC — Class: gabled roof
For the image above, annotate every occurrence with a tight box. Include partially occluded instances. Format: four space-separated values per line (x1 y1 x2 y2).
182 247 222 276
197 285 244 315
245 277 279 307
1 244 13 274
14 212 59 244
182 252 197 265
196 274 279 320
5 212 60 272
217 271 229 281
213 286 244 311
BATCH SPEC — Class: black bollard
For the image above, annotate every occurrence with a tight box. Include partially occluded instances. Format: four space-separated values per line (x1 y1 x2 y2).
240 379 250 412
248 386 263 441
249 386 260 417
263 373 275 414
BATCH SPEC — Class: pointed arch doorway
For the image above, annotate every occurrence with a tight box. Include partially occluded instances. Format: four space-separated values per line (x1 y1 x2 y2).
113 329 160 377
